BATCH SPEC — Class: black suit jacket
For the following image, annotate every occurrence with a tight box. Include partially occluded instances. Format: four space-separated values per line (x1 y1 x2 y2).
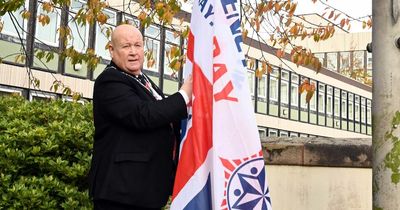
88 62 187 208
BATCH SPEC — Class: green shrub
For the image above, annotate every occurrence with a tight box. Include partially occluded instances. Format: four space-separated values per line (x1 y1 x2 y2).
0 95 94 209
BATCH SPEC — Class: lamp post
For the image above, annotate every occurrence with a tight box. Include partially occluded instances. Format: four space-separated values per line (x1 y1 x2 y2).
373 0 400 209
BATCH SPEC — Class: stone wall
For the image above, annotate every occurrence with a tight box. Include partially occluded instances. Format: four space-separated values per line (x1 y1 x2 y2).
262 137 372 210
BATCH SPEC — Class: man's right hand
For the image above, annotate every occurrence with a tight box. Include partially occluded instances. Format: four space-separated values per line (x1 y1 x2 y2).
180 74 193 102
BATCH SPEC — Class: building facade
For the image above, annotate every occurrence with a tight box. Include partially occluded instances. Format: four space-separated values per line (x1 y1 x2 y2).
0 0 372 138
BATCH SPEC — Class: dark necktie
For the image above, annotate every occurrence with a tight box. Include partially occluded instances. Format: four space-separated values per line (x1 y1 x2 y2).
136 74 147 86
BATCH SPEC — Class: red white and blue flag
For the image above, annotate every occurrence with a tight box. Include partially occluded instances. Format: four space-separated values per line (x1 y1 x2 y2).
171 0 272 209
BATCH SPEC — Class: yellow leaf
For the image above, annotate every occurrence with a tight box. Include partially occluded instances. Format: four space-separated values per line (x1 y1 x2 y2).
42 2 53 13
104 41 111 50
38 14 49 26
173 60 181 71
156 2 164 10
242 29 248 39
147 59 155 68
21 10 31 19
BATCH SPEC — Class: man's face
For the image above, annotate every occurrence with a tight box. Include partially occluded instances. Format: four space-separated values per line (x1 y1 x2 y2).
109 26 144 75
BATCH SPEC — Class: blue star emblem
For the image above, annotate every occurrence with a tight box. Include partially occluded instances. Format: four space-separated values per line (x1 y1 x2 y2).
226 158 272 210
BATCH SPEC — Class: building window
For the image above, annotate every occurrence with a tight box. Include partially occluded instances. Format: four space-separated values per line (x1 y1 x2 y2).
339 51 350 71
309 81 316 111
341 91 347 118
123 15 140 28
144 25 161 72
291 73 298 107
29 91 56 101
327 52 338 71
289 132 299 137
258 75 266 98
0 3 27 38
314 53 325 67
69 0 88 52
355 95 360 121
35 1 61 46
269 76 278 101
318 83 325 113
62 95 85 104
279 131 288 137
95 8 116 60
164 29 180 75
367 100 372 125
361 97 366 123
326 96 333 115
367 52 372 76
353 51 365 70
258 128 267 138
247 71 255 96
334 97 340 117
348 93 354 120
281 80 289 104
268 129 278 137
300 76 308 109
0 87 23 96
281 70 289 104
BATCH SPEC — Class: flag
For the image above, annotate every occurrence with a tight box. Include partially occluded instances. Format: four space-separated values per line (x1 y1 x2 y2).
171 0 272 209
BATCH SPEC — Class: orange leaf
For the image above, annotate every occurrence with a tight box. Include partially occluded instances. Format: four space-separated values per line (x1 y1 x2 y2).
306 89 315 103
328 10 334 19
255 68 263 77
276 49 285 58
340 18 346 28
289 3 297 16
262 61 267 73
267 64 273 74
289 25 298 35
97 12 108 25
138 11 147 21
299 80 309 94
285 17 292 27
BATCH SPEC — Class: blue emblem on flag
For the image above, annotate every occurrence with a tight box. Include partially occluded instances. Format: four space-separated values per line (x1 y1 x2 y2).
227 158 272 210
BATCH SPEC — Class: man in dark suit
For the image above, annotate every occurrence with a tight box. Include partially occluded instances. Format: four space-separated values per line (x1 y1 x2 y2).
88 24 192 210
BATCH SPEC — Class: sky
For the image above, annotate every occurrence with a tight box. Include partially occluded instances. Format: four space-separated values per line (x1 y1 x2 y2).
293 0 372 32
296 0 372 18
180 0 372 32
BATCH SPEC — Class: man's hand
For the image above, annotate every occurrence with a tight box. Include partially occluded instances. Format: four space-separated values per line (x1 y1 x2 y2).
180 74 193 101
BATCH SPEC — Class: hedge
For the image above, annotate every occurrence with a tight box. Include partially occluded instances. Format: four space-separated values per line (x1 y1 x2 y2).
0 95 94 209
